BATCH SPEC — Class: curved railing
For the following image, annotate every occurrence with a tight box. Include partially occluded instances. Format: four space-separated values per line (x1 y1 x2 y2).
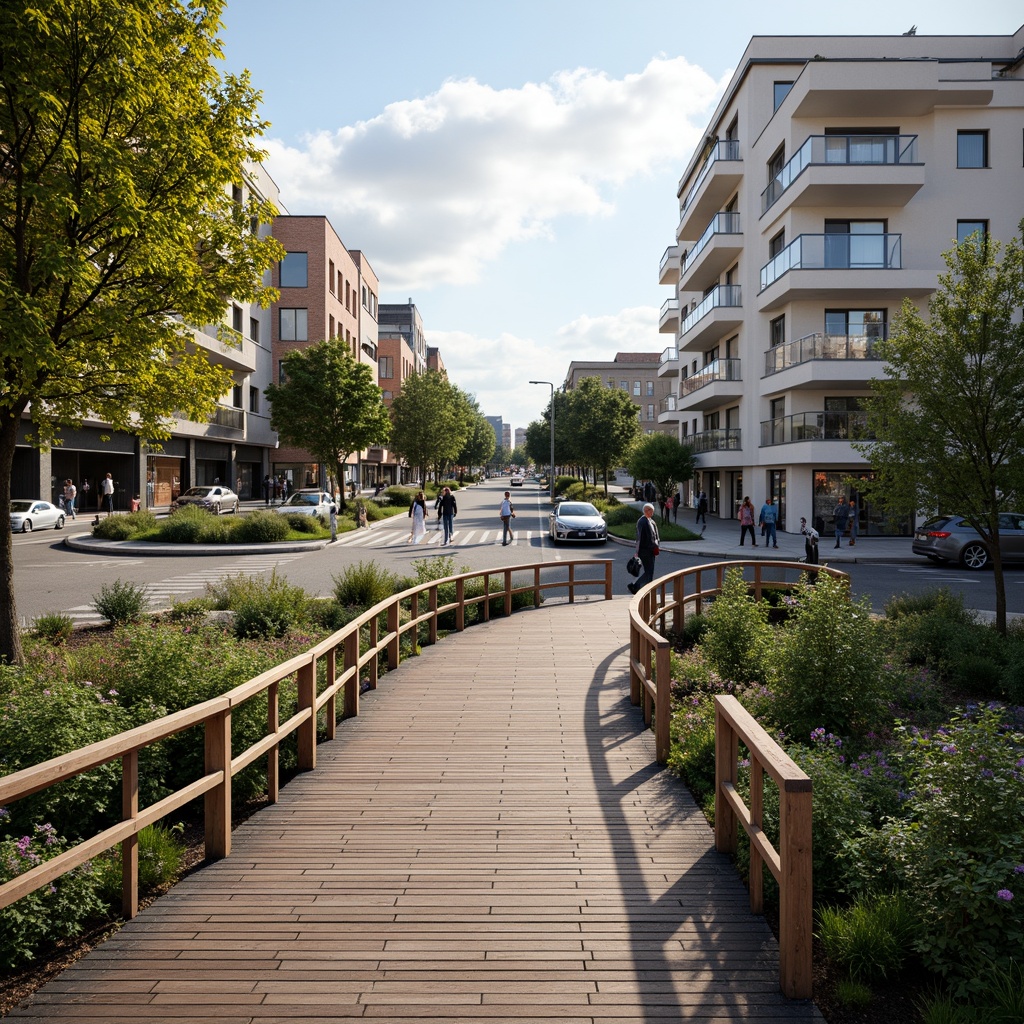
627 559 846 999
0 559 613 919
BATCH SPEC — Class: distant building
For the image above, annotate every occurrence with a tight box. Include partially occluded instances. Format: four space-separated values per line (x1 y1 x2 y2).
514 427 527 450
485 416 503 459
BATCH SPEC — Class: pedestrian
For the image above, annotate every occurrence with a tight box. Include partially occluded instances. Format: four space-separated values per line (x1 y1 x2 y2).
408 490 427 544
438 486 458 545
847 497 858 546
62 479 77 520
80 477 91 511
673 488 681 523
758 496 778 549
738 496 757 546
100 472 114 517
263 474 272 507
329 500 338 542
832 497 850 548
434 490 443 531
695 490 708 531
499 490 516 545
627 502 660 594
800 517 819 572
281 477 289 501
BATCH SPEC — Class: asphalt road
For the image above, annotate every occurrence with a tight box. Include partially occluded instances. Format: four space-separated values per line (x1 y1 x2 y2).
11 478 1024 628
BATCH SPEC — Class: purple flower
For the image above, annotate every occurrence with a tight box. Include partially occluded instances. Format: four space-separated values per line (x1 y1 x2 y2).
1014 865 1024 875
996 890 1014 902
942 744 957 754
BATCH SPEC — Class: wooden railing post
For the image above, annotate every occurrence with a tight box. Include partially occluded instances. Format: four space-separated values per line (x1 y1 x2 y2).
324 647 337 740
604 559 613 601
297 660 316 772
456 578 466 629
534 565 542 608
504 569 513 617
428 585 438 646
367 618 379 690
629 615 641 706
121 749 139 919
344 630 360 718
204 708 231 860
655 642 671 764
780 782 814 999
387 601 400 669
749 759 764 912
568 562 576 603
267 680 279 803
713 703 738 855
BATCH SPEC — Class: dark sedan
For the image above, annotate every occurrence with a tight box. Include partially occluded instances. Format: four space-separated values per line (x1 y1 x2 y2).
912 513 1024 569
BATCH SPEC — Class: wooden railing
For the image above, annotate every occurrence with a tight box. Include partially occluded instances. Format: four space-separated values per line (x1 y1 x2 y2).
0 559 613 920
627 559 845 1000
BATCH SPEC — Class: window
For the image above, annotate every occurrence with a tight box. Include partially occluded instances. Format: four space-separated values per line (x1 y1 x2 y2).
231 304 243 333
378 355 394 379
232 384 242 408
249 316 259 343
770 314 786 348
382 390 392 401
768 145 785 181
606 377 615 388
280 252 308 288
769 230 786 258
328 260 335 293
633 380 641 396
824 220 887 269
957 130 988 168
646 381 654 397
249 386 259 413
647 404 654 421
825 310 887 339
278 361 286 384
279 308 308 341
620 380 628 391
773 82 794 111
956 220 988 246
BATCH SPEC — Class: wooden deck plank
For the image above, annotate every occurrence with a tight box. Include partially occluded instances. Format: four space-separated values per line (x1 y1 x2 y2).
7 598 822 1022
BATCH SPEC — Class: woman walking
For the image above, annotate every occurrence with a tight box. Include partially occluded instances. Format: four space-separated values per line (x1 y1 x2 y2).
408 490 427 544
738 496 757 547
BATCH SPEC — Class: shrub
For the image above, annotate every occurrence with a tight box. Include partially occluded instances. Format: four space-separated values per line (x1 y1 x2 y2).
817 892 917 983
197 514 234 543
360 500 387 522
0 821 106 969
93 578 150 625
91 509 157 540
554 474 577 495
772 574 887 739
699 568 773 684
332 560 400 608
157 504 209 543
230 509 289 544
207 570 308 639
280 512 323 534
32 611 75 645
603 504 640 528
383 486 415 508
165 597 214 623
92 823 186 908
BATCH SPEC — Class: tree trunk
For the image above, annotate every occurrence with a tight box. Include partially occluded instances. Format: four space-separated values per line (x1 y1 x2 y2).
0 414 26 665
992 548 1008 635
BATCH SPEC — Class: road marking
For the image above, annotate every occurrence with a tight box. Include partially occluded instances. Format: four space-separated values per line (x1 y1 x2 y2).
896 568 982 584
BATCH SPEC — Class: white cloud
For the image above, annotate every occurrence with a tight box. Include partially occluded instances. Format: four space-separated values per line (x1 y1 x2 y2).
265 58 724 289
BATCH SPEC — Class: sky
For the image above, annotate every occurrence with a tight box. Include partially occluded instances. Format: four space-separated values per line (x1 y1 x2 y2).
218 0 1019 437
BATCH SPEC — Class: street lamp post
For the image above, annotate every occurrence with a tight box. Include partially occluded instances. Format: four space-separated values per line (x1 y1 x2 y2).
528 380 555 503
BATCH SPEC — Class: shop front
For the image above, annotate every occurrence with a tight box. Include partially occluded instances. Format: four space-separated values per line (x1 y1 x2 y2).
812 470 911 537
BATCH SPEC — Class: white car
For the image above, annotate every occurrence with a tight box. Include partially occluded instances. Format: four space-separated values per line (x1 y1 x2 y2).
275 490 335 518
10 499 65 533
510 474 525 487
171 485 239 515
549 501 607 544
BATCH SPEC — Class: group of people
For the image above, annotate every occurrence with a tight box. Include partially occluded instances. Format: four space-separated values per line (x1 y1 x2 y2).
57 473 115 518
262 475 291 505
407 487 460 545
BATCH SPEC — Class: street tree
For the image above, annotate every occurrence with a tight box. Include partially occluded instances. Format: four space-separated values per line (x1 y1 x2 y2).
0 0 281 665
264 338 390 508
855 229 1024 633
525 390 573 476
564 377 641 494
457 409 496 478
626 433 696 507
389 370 468 484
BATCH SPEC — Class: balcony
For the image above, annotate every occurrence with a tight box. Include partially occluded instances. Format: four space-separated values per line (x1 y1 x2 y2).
679 358 742 411
658 393 682 424
658 345 680 378
761 135 922 217
677 139 742 239
679 212 743 292
763 331 884 391
760 411 871 447
679 285 742 352
659 244 682 285
691 428 741 454
659 298 680 334
192 324 257 373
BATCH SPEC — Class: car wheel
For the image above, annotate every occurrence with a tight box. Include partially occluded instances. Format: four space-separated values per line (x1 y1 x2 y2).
22 520 32 533
960 542 990 570
230 502 238 514
213 503 221 515
55 515 65 530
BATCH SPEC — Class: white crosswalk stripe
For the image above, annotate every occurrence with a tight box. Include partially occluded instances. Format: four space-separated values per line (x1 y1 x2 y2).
335 528 538 549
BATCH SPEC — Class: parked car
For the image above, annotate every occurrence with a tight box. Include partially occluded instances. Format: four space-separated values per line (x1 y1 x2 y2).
274 489 335 518
549 501 607 544
10 499 65 533
912 513 1024 570
170 485 239 515
510 473 525 487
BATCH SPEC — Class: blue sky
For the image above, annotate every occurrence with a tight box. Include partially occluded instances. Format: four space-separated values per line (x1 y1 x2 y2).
219 0 1019 435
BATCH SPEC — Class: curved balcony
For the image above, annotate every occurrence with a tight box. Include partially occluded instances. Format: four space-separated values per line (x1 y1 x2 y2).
657 393 682 424
659 297 680 334
658 345 680 378
679 359 742 411
691 427 741 454
760 411 871 447
763 332 886 390
677 139 742 239
659 244 682 285
679 285 742 352
679 212 742 292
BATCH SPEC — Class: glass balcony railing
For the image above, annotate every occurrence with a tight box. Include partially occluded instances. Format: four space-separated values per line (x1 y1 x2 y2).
760 411 871 447
681 284 742 335
210 406 245 430
660 345 679 366
682 212 741 273
691 428 741 453
659 394 678 414
760 233 902 291
681 139 741 213
659 245 679 279
681 358 742 396
660 297 680 321
764 331 886 375
762 134 919 213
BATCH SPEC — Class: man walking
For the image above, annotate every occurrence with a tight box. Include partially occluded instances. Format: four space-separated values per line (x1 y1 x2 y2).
100 472 114 517
832 498 850 548
628 503 660 595
499 490 516 546
439 486 458 545
695 490 708 531
758 496 778 549
800 517 819 565
63 479 77 520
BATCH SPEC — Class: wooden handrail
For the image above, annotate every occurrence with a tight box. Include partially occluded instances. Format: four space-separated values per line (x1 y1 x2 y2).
1 558 613 919
626 559 844 1001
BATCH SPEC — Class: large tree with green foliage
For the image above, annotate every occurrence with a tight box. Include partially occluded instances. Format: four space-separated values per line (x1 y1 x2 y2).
626 432 696 505
564 377 641 494
524 389 573 478
0 0 281 665
855 229 1024 633
456 405 496 476
265 338 391 507
388 370 470 483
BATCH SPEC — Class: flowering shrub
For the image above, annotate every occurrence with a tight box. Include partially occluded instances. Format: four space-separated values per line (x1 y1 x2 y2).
0 819 105 969
700 568 773 684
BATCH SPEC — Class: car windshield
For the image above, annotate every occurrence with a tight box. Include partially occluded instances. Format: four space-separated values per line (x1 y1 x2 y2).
287 494 320 505
10 500 33 512
918 516 953 531
183 487 213 497
559 503 599 517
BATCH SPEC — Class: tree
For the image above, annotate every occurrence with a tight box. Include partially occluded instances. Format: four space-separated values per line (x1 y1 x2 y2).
265 338 390 508
626 433 696 505
388 370 469 484
0 1 281 665
855 229 1024 633
457 409 496 476
564 377 641 494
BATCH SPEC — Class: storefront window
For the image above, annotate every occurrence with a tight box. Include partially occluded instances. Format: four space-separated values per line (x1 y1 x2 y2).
812 470 910 536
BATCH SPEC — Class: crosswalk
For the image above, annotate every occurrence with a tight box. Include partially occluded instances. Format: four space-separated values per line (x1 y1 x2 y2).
336 526 544 549
63 554 305 627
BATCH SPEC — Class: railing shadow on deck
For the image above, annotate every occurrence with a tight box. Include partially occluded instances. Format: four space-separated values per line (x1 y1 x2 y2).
627 559 846 1000
0 558 613 923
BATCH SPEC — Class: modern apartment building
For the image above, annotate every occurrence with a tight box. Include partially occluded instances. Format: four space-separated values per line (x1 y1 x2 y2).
270 216 381 494
12 161 282 509
658 25 1024 535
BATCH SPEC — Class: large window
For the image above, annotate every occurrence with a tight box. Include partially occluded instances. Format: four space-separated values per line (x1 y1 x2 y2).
825 309 886 338
279 308 308 341
957 130 988 168
378 355 394 379
824 220 886 269
769 314 786 348
956 220 988 246
633 380 641 396
280 252 308 288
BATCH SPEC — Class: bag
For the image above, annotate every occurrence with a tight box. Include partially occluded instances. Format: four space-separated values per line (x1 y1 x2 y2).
626 555 642 577
653 545 660 556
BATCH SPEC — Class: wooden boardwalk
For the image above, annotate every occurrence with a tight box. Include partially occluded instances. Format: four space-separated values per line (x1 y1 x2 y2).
9 597 822 1022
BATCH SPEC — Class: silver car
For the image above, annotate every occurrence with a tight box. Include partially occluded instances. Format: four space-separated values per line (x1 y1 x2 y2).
171 485 239 515
549 501 607 544
912 513 1024 570
10 499 66 533
275 490 335 518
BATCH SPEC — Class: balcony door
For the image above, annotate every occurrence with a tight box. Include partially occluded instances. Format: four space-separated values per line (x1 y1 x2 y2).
824 220 886 269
